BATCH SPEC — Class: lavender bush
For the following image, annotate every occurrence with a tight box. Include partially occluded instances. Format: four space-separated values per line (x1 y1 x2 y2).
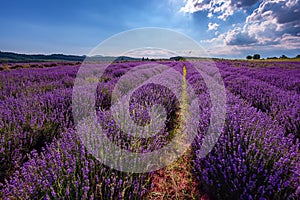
0 60 299 199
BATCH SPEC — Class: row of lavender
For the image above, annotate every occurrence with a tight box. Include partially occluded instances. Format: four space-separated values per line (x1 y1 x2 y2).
1 128 153 199
228 61 299 93
1 61 299 199
191 61 299 137
0 62 139 182
185 62 299 199
217 61 299 137
194 92 299 199
0 66 78 183
1 61 183 199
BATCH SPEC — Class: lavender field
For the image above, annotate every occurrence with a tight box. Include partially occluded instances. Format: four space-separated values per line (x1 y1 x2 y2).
0 60 299 199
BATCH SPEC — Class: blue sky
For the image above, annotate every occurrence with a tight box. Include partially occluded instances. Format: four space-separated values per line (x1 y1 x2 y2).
0 0 299 58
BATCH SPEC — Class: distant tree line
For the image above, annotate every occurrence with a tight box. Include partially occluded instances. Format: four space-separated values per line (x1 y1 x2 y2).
0 51 86 63
246 54 300 60
246 54 261 60
169 56 186 61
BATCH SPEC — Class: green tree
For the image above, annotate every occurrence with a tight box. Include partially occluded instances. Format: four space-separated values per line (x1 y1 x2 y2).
253 54 260 59
246 55 253 59
280 55 288 59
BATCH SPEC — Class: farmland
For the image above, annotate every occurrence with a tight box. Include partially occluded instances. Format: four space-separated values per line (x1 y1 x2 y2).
0 60 299 199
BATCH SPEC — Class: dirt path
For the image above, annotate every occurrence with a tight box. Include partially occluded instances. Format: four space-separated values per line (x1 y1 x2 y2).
145 66 209 200
146 148 204 199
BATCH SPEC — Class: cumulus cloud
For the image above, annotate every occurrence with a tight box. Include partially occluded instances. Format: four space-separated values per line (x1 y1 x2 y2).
225 28 258 45
125 48 177 58
208 22 219 30
181 0 300 57
225 0 300 46
192 0 300 50
180 0 260 20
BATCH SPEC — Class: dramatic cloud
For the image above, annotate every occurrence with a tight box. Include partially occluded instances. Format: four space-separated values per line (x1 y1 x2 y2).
208 22 219 30
180 0 300 57
226 0 300 46
187 0 299 50
225 28 258 45
180 0 260 20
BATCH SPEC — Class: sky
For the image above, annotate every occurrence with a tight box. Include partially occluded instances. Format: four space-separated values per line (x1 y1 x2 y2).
0 0 299 59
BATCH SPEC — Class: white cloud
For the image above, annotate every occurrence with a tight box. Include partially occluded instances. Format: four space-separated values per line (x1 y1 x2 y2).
198 0 300 50
224 28 258 45
208 22 219 30
200 34 245 57
181 0 300 57
125 48 177 58
225 0 300 46
180 0 260 20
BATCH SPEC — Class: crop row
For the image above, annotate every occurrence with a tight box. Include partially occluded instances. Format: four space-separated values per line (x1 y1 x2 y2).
1 61 299 199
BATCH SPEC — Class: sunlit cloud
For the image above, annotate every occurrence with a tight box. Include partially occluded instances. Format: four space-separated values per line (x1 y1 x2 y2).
208 22 219 31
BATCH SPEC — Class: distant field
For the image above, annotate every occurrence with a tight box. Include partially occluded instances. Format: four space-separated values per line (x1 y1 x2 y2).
0 60 299 199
